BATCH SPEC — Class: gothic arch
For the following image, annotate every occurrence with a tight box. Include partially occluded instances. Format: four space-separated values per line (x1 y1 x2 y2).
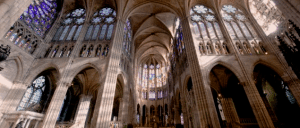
24 63 61 85
219 2 249 15
251 60 286 80
206 61 246 83
3 56 24 82
67 63 102 84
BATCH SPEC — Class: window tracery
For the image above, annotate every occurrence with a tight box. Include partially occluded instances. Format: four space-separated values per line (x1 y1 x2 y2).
17 76 47 111
85 7 116 41
53 8 86 41
20 0 58 37
221 5 267 55
190 5 227 56
123 19 132 56
139 62 166 100
5 23 40 54
249 0 285 35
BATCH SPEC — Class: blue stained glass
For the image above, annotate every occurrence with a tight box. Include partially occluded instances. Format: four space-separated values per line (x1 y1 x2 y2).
92 17 102 24
76 18 85 24
92 25 100 40
20 0 58 37
105 17 114 23
59 26 69 40
66 26 77 40
17 76 46 111
223 5 236 13
106 24 114 40
73 25 82 40
99 25 107 40
100 8 113 16
85 25 93 40
64 18 73 25
72 8 85 17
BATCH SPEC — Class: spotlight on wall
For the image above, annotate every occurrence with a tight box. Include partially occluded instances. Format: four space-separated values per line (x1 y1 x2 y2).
0 44 11 71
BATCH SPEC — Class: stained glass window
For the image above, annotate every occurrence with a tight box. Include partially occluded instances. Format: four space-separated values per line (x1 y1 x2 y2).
84 7 116 41
156 64 162 87
20 0 58 37
17 76 47 111
142 64 148 88
123 19 132 56
158 90 163 99
221 5 263 55
53 8 85 41
149 90 155 100
149 64 155 88
249 0 284 35
281 81 296 104
190 5 225 56
174 19 185 56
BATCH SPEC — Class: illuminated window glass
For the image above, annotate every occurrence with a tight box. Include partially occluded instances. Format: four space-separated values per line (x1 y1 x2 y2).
17 76 47 111
149 64 155 88
249 0 285 35
149 91 155 100
20 0 58 37
53 8 86 41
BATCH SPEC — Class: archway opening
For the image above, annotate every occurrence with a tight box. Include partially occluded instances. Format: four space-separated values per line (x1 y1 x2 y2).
210 65 256 126
254 64 300 127
17 68 58 113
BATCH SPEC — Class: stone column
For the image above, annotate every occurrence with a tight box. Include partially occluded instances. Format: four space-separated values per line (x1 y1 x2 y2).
40 83 70 128
220 97 240 127
90 19 125 128
72 95 92 128
214 11 275 128
0 0 32 38
181 17 221 128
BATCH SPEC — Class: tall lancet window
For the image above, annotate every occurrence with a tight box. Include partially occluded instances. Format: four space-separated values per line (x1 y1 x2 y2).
149 64 155 88
174 19 185 56
221 5 266 55
249 0 285 35
156 64 162 87
190 5 228 55
85 7 116 41
52 8 86 41
142 64 148 88
138 65 142 87
123 19 132 56
20 0 58 37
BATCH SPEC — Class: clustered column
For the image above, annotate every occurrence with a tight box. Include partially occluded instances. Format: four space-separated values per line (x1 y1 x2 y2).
72 95 93 127
181 16 221 128
91 19 125 128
